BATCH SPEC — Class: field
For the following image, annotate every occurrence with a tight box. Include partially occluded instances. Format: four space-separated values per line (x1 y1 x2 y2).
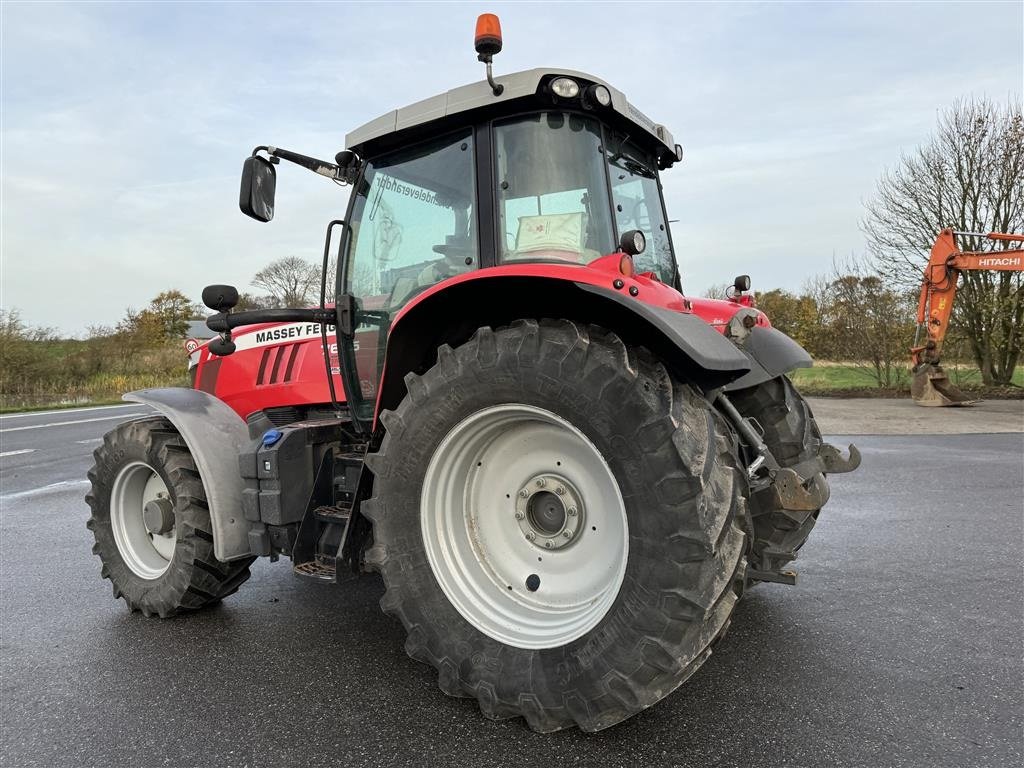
3 357 1022 414
791 361 1024 396
0 339 188 413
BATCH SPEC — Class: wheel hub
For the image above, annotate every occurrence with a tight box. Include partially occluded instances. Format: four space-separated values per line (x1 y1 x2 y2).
516 474 584 550
110 461 176 579
420 404 628 649
143 496 175 535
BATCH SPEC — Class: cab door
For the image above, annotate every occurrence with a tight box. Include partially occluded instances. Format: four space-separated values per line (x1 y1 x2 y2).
336 130 479 429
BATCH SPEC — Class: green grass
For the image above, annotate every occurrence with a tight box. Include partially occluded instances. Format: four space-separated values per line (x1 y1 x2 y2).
790 363 1024 393
3 360 1020 413
1 371 187 414
0 398 126 415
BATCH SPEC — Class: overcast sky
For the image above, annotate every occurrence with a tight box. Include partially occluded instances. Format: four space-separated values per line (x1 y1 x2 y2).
2 1 1021 336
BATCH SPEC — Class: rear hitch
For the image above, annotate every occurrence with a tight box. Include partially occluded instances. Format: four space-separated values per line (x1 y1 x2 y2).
771 468 830 513
715 392 860 514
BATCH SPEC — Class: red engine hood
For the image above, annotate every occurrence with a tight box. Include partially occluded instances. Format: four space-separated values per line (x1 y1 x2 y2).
684 296 771 331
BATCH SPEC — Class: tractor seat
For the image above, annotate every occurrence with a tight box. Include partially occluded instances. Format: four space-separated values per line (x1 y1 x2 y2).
505 212 599 264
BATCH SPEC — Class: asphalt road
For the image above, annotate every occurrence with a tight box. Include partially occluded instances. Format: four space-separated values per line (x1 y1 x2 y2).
1 406 1022 767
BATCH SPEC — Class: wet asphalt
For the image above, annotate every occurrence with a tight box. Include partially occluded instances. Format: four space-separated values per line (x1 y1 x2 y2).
1 407 1021 767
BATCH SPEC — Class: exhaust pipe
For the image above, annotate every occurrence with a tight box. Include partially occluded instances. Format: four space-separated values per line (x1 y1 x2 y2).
911 364 975 407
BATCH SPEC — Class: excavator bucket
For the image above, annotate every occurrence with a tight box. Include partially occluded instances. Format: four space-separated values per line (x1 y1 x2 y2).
911 364 975 407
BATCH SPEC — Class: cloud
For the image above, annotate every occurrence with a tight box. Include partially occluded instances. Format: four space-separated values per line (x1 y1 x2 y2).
1 1 1021 333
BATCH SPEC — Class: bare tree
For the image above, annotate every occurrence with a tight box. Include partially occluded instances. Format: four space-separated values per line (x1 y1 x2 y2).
233 292 276 311
252 256 320 308
862 97 1024 384
699 283 732 300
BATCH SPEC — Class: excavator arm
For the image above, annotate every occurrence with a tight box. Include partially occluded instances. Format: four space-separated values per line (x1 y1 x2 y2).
911 228 1024 406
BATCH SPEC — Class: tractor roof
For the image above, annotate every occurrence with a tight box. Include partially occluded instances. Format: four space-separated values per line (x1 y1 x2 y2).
345 68 678 163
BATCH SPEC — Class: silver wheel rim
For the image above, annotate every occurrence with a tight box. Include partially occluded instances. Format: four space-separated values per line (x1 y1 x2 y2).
421 404 628 650
110 461 176 579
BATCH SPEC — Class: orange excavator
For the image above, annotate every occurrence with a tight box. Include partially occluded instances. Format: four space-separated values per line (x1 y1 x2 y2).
912 228 1024 405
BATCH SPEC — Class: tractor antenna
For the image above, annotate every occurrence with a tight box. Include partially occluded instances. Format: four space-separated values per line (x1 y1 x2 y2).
475 13 504 96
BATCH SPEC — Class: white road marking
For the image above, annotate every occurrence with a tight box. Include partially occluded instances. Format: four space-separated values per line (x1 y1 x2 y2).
76 438 103 444
0 449 36 458
0 414 145 434
0 479 90 501
0 404 149 420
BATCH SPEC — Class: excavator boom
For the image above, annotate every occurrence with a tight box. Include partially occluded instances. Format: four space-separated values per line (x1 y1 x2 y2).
911 229 1024 406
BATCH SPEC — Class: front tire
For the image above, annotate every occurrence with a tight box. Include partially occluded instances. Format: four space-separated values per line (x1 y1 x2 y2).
364 320 747 732
86 417 254 617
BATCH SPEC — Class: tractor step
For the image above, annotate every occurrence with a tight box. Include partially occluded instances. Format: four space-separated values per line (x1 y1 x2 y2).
293 556 338 582
747 567 798 586
294 503 353 582
314 503 352 523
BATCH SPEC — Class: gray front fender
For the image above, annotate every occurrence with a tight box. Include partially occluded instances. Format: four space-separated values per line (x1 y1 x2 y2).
724 325 813 392
123 388 255 562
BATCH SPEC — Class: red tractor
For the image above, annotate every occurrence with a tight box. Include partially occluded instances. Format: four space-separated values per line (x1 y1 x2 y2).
86 16 859 732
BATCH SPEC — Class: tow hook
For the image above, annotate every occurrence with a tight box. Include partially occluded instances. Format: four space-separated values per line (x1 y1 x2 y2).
715 392 859 513
819 443 861 474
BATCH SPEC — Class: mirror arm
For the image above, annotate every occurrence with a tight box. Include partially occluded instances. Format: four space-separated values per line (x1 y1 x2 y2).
206 307 335 334
254 145 345 182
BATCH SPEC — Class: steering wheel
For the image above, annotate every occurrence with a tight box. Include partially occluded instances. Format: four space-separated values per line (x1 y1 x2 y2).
432 242 475 270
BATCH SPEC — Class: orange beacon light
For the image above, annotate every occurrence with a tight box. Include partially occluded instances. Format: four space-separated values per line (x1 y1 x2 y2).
474 13 503 58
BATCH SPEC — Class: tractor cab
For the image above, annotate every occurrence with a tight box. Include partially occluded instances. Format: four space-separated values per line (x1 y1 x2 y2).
331 60 685 422
341 67 684 313
229 16 692 428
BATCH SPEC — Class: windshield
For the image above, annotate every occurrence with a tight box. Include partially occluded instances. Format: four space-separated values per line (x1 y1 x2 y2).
605 130 675 283
494 112 676 283
494 113 616 264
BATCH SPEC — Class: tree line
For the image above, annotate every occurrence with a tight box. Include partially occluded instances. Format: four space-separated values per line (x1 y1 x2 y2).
706 96 1022 389
1 97 1020 408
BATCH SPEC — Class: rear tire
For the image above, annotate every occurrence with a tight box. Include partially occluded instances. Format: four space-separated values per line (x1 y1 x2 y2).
364 320 747 732
729 376 825 576
86 417 254 617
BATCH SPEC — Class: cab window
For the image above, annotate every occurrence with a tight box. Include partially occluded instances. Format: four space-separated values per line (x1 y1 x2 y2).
605 131 676 283
494 113 615 264
346 130 476 313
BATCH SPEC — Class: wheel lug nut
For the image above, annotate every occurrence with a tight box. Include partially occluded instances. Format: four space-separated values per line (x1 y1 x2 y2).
563 531 571 538
515 512 524 520
544 542 552 549
568 507 577 516
519 489 529 498
555 486 565 495
535 478 546 487
525 532 536 541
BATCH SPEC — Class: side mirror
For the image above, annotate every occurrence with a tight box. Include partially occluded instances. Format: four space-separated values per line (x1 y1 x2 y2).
202 284 239 312
239 155 276 222
733 274 751 293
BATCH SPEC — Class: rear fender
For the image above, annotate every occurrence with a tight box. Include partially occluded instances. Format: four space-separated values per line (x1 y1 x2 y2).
716 305 813 391
375 275 753 419
123 388 255 562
